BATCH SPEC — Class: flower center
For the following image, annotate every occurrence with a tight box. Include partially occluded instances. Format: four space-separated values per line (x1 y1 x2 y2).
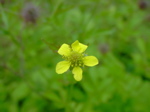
64 51 84 67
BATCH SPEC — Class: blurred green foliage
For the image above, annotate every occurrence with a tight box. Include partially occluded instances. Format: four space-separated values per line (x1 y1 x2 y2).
0 0 150 112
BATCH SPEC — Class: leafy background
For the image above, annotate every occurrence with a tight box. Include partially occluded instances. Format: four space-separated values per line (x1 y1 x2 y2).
0 0 150 112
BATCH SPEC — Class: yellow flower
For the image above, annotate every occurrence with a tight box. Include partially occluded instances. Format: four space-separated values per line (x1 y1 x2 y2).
56 40 99 81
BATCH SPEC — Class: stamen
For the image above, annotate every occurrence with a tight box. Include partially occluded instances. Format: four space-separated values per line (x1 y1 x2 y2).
66 51 84 68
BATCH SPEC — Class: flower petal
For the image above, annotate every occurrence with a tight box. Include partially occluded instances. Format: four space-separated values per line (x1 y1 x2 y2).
83 56 99 66
71 40 88 53
72 67 83 81
58 44 71 56
56 61 71 74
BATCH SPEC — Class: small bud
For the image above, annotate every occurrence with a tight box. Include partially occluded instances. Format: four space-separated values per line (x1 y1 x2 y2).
98 43 110 55
21 3 39 24
138 0 148 10
0 0 5 5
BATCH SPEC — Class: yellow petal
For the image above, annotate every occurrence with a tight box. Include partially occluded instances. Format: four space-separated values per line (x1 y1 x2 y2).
56 61 71 74
83 56 99 66
71 40 88 53
58 44 71 56
72 67 83 81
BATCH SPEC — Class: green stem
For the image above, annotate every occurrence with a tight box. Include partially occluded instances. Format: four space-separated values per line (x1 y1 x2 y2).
66 82 74 112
